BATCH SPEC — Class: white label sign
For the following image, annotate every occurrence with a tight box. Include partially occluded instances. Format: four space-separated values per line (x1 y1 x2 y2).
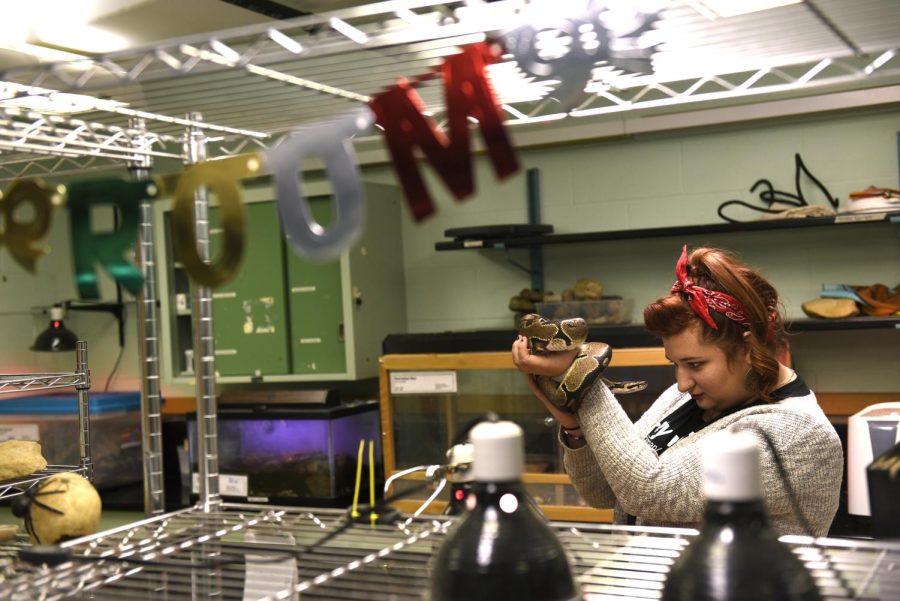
390 371 457 394
192 473 249 497
0 424 40 442
834 213 885 223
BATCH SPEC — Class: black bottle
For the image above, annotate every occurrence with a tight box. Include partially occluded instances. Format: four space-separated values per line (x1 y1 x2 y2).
429 421 580 601
662 431 822 601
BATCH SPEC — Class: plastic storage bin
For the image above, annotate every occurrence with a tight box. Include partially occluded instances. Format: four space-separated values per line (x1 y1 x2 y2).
535 297 629 325
186 400 382 507
0 392 143 489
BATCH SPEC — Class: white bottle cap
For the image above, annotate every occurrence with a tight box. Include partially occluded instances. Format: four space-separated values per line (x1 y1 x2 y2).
445 443 474 483
702 430 763 502
470 421 524 482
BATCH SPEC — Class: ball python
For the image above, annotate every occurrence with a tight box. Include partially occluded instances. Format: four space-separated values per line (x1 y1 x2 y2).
519 313 647 412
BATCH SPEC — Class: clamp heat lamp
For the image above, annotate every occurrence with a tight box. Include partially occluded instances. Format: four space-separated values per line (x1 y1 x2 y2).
31 302 124 352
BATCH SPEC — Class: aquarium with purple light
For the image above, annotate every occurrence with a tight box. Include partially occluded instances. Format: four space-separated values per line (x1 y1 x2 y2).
186 400 382 507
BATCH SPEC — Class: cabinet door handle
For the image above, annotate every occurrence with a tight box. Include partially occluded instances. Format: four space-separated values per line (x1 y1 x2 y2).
338 322 345 343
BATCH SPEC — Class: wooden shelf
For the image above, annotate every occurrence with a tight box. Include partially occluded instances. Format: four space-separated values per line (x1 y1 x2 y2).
435 211 900 250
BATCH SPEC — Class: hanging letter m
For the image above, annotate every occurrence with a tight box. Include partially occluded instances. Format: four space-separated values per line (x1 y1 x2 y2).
370 42 519 221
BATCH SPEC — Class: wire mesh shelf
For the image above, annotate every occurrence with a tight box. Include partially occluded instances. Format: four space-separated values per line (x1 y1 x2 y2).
0 467 89 502
0 373 88 395
0 503 896 600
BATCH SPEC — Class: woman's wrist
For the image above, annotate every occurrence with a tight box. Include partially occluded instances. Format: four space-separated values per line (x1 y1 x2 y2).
560 423 583 440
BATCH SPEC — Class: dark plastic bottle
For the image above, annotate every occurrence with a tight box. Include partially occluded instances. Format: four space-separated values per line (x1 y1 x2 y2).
429 421 580 601
662 431 822 601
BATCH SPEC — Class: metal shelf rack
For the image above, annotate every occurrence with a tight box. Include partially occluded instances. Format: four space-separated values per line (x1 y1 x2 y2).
0 502 896 600
0 341 92 501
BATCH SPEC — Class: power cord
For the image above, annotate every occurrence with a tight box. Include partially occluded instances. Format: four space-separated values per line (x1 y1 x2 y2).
103 344 125 391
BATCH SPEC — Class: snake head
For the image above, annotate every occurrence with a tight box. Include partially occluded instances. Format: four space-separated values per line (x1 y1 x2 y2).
519 313 557 352
518 313 588 352
518 313 544 334
557 318 588 347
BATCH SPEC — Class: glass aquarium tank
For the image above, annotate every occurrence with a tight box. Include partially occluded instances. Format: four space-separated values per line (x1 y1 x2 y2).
187 400 381 507
380 350 674 521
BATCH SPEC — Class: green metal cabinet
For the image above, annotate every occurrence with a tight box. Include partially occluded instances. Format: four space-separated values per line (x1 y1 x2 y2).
156 180 406 384
286 196 346 375
209 202 290 377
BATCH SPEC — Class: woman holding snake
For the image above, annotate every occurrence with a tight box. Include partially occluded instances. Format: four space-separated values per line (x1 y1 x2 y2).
511 245 842 536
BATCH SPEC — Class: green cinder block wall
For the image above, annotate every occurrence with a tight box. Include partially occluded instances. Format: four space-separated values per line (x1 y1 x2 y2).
365 106 900 393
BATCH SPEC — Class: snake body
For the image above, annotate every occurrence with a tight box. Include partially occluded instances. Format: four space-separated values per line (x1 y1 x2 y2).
519 313 648 412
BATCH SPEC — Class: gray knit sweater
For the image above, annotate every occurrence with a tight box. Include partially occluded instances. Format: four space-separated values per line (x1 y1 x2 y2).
564 382 843 537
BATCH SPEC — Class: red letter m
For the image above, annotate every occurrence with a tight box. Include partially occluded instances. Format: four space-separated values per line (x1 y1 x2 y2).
370 42 519 221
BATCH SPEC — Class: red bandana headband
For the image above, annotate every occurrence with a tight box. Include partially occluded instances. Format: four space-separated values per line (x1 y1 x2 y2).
670 245 752 331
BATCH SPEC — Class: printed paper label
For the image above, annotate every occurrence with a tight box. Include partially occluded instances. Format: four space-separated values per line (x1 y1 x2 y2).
390 371 457 394
192 473 249 497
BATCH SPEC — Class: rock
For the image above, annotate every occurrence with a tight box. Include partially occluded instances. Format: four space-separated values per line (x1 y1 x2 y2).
0 440 48 481
574 278 603 300
509 295 536 312
801 298 859 319
519 288 545 302
27 473 102 544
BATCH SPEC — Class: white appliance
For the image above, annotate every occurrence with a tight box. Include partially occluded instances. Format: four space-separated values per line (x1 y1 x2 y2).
847 402 900 516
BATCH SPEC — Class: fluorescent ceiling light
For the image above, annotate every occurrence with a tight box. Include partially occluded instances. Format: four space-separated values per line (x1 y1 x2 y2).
268 29 303 54
329 17 368 45
210 39 241 62
864 49 896 75
687 0 801 19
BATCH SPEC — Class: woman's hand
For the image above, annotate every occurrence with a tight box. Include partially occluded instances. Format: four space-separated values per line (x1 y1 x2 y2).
512 336 581 430
511 336 579 376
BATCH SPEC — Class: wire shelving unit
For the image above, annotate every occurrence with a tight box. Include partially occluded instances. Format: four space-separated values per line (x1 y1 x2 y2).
0 503 897 600
0 342 92 501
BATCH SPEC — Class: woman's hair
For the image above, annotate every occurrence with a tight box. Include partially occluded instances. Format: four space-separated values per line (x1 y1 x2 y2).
643 246 788 402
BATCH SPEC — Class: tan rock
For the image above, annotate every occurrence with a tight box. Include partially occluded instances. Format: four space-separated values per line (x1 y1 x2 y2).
519 288 545 302
509 295 535 312
801 298 860 319
28 473 102 544
574 278 603 300
0 440 48 481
